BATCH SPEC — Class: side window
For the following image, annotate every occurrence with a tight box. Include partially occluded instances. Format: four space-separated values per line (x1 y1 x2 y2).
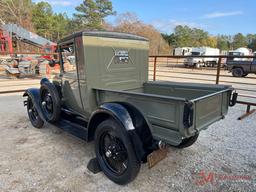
60 42 77 73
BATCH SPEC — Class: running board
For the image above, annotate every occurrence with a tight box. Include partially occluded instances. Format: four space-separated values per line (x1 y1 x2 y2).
53 110 88 141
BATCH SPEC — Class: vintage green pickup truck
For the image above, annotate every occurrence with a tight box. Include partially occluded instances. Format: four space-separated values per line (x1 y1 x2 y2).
23 31 237 185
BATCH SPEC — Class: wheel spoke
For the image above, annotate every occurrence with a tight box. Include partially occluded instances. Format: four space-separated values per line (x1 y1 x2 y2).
104 133 112 145
100 130 128 175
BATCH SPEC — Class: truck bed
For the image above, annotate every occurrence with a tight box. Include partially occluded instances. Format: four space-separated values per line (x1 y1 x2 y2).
95 81 233 146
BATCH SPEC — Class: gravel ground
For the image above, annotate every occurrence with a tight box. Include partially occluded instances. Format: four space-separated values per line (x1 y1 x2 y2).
0 93 255 192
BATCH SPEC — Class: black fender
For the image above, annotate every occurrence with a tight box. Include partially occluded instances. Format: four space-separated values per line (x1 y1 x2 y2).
88 103 147 161
23 88 45 122
41 78 62 99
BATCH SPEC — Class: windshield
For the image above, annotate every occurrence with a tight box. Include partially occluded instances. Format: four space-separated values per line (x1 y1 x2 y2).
229 52 242 56
191 52 201 56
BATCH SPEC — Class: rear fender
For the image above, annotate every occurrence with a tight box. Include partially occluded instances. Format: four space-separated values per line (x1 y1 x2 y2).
88 103 146 161
23 88 45 122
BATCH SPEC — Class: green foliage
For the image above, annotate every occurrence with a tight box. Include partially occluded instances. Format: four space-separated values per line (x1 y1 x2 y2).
162 25 217 48
32 2 53 38
232 33 247 49
74 0 116 30
162 26 256 51
247 34 256 51
31 2 71 41
217 35 232 51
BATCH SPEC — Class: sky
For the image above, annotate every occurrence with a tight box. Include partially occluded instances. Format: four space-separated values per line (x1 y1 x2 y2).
33 0 255 35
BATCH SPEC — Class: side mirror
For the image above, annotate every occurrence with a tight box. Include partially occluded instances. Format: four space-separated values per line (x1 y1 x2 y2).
48 60 59 67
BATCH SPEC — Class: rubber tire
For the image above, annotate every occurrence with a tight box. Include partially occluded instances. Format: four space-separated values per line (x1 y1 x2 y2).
27 97 44 128
177 133 199 149
232 68 243 77
94 119 141 185
40 82 61 123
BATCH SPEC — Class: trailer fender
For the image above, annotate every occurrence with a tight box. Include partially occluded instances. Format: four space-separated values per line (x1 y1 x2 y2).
88 103 146 161
23 88 45 122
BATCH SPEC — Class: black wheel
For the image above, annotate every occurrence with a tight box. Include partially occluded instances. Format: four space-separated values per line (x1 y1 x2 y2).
177 133 199 149
95 119 141 185
232 68 243 77
40 82 61 123
27 97 44 128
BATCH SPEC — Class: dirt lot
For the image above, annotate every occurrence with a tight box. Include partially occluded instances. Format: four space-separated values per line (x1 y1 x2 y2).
0 93 255 192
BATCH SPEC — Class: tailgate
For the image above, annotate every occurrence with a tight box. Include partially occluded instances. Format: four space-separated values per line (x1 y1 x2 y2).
192 89 232 131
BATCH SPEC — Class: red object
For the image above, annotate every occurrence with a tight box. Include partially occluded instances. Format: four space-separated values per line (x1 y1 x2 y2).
0 29 13 54
0 28 57 58
40 44 57 60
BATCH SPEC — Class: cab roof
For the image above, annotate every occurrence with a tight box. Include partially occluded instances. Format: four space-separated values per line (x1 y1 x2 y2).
58 31 148 44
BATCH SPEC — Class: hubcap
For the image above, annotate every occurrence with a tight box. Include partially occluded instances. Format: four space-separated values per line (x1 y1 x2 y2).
106 150 112 158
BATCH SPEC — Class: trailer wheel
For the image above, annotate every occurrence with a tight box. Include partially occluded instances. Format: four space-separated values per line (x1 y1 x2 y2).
40 82 61 123
95 119 141 185
177 133 199 148
27 96 44 128
232 68 243 77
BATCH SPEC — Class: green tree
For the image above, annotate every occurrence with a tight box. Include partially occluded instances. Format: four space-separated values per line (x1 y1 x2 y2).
191 28 209 46
217 35 232 51
74 0 116 30
173 25 193 47
32 2 53 38
232 33 247 49
51 13 71 40
205 36 217 48
248 39 256 51
162 33 177 47
162 25 216 48
246 34 256 51
32 2 71 41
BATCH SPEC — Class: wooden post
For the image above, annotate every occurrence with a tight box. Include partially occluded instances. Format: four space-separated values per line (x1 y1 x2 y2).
153 56 157 81
216 56 222 84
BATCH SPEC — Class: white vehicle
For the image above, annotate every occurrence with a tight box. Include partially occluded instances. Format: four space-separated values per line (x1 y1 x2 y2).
173 47 192 56
185 47 220 68
228 47 252 61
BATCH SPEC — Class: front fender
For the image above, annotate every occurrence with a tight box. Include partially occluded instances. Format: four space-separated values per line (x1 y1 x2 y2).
88 103 145 161
23 88 45 122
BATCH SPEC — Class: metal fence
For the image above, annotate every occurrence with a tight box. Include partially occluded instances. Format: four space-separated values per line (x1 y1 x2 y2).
0 53 255 119
149 55 256 120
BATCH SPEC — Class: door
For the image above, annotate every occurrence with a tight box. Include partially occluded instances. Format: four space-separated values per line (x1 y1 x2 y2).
59 40 84 114
251 59 256 73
